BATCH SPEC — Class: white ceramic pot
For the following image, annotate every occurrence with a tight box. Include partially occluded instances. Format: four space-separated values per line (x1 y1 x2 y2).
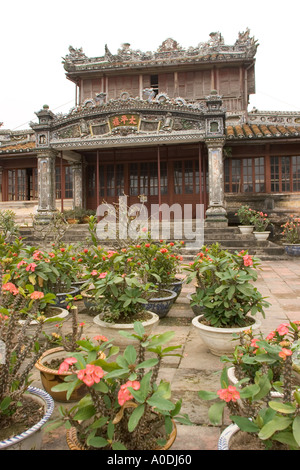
218 423 240 450
238 225 254 234
253 231 270 241
0 386 54 450
192 315 262 356
93 311 159 350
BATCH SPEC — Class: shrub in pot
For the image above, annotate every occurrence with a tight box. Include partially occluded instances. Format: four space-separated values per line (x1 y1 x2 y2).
199 320 300 450
47 321 191 450
0 278 54 448
186 243 270 355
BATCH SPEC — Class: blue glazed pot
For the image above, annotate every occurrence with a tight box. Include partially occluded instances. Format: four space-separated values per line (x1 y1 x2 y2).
0 386 54 450
162 279 184 300
284 244 300 256
146 289 177 318
55 286 81 308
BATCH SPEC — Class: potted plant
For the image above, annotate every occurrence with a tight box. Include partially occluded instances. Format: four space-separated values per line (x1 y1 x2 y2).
47 321 191 450
186 243 270 355
91 269 159 349
281 215 300 256
199 320 300 450
252 211 272 240
11 244 80 308
235 205 255 234
0 277 54 450
63 208 80 224
132 238 183 317
35 303 87 402
223 319 300 398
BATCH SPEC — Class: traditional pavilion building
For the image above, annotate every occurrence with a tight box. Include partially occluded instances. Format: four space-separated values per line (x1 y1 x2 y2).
0 29 299 232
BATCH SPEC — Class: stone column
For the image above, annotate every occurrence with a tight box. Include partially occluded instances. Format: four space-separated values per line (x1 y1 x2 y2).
205 138 227 226
36 149 57 222
72 161 83 209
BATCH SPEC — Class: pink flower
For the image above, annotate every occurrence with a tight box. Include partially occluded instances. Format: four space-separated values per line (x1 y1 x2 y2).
217 386 240 403
243 254 253 267
118 380 140 406
277 323 289 336
77 364 104 387
160 248 168 254
266 330 276 341
17 260 27 269
30 291 45 300
279 348 293 360
93 335 108 342
98 272 107 279
2 282 19 295
250 338 259 348
33 250 44 260
25 263 37 272
142 227 147 232
58 357 77 374
91 270 98 276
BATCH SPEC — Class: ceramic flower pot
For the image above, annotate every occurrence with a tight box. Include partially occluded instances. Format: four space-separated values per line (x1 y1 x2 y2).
218 423 240 450
66 419 177 450
186 293 204 316
0 386 54 450
145 289 177 318
35 347 87 402
55 286 81 309
192 314 262 356
284 244 300 256
238 225 254 234
93 311 159 350
19 306 69 340
162 278 185 300
253 231 270 241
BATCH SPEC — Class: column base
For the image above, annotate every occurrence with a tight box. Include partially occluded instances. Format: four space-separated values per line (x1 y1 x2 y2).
205 206 228 227
34 210 58 225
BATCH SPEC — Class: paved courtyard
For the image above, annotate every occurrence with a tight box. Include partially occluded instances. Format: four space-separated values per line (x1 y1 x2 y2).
32 258 300 451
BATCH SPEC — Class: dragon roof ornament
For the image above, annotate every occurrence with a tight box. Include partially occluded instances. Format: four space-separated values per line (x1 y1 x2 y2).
62 29 259 71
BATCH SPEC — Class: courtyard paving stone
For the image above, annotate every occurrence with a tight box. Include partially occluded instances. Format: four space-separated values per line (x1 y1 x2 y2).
29 258 300 451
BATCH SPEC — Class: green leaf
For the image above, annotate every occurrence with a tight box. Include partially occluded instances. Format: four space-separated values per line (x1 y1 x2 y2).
112 442 127 450
87 436 109 448
292 415 300 446
198 390 218 401
128 404 145 432
0 397 11 411
146 394 175 411
124 345 136 364
230 415 260 433
74 405 96 421
136 358 159 369
208 401 226 425
274 431 299 448
107 421 114 440
268 401 296 414
258 416 293 440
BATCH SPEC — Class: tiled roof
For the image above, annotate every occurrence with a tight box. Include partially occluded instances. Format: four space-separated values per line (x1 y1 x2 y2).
226 123 300 140
0 141 36 153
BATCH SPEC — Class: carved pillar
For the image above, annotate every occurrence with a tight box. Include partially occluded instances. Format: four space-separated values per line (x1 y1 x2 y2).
36 149 57 222
204 138 227 226
72 161 83 209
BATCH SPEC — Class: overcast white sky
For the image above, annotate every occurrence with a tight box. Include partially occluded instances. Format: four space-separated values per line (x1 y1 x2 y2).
1 0 300 131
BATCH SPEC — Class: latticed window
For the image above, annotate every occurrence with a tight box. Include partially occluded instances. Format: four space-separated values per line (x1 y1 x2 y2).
55 166 73 199
224 157 264 193
270 156 300 192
